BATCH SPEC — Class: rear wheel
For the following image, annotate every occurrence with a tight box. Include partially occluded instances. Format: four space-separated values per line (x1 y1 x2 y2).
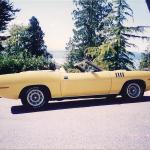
20 86 49 109
121 82 144 99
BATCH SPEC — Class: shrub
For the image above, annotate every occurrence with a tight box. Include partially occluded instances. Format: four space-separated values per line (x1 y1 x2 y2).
0 54 55 75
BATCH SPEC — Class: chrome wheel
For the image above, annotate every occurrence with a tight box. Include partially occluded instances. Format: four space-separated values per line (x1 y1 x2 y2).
127 83 141 99
27 89 45 107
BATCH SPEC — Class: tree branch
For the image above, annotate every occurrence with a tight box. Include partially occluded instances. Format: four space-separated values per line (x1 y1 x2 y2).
146 0 150 12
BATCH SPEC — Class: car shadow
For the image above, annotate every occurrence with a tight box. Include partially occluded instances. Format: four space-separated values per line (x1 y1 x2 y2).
11 96 150 114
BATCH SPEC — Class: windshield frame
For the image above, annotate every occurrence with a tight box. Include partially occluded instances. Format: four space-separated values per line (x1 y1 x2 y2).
74 60 103 72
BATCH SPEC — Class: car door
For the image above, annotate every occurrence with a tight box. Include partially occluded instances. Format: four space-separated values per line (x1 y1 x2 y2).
61 71 111 97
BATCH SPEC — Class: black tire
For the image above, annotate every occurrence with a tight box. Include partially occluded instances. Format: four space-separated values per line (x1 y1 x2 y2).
121 82 144 99
20 86 49 109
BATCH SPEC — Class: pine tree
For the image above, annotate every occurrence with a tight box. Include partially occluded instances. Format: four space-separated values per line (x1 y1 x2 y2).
88 0 150 70
146 0 150 12
0 0 19 51
66 0 112 65
2 24 56 73
27 16 52 58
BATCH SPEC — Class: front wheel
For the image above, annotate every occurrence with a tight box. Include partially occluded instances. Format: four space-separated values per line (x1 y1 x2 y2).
122 82 144 99
21 87 49 109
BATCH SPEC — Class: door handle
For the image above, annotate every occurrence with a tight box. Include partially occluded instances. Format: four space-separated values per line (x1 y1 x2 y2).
64 76 68 79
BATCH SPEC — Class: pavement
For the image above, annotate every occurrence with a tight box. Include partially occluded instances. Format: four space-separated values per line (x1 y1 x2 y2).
0 92 150 149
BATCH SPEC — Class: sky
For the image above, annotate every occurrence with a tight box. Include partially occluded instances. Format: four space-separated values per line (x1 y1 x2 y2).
10 0 150 53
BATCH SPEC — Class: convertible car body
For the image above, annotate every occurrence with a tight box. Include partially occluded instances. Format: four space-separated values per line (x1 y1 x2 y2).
0 60 150 109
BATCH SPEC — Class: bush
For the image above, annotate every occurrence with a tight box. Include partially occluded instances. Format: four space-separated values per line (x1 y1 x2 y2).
0 54 55 75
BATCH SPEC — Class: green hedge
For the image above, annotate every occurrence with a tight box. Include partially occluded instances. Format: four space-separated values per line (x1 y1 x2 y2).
0 54 55 74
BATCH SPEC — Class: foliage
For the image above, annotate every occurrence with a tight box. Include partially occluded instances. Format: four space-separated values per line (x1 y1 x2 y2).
0 53 55 75
27 16 52 58
87 0 150 70
4 25 30 55
0 0 19 51
63 67 80 73
65 38 84 69
146 0 150 12
5 21 52 58
0 2 55 74
140 46 150 70
1 22 55 74
65 0 112 68
86 42 134 70
0 0 19 31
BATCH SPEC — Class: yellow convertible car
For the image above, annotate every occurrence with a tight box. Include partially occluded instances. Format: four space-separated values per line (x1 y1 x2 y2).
0 60 150 109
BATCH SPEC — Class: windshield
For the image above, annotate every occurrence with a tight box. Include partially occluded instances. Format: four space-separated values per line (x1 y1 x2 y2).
74 60 102 72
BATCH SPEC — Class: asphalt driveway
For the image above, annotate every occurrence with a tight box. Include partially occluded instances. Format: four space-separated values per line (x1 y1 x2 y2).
0 92 150 149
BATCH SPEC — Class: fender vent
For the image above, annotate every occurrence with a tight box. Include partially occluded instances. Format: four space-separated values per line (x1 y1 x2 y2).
115 72 124 78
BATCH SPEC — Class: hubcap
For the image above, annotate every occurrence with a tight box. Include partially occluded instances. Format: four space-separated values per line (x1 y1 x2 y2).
27 89 44 107
127 83 141 98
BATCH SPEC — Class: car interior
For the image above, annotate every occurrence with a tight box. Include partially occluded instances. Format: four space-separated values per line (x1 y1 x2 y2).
74 60 102 72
